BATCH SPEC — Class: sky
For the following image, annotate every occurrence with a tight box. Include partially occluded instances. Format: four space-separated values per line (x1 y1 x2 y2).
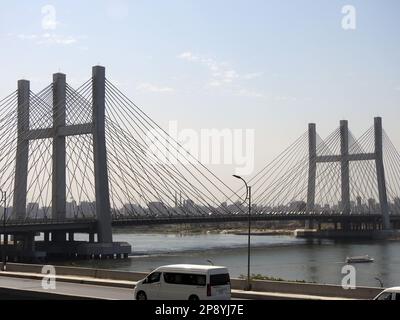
1 0 400 189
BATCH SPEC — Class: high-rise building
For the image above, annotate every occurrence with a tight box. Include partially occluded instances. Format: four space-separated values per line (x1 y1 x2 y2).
368 198 376 212
78 201 95 218
66 200 77 218
27 202 39 218
148 202 168 216
356 196 362 208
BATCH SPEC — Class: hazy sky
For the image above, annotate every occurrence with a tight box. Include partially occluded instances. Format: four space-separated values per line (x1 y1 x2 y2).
1 0 399 188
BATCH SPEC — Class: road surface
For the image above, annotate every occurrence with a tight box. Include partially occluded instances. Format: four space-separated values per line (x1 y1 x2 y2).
0 275 134 300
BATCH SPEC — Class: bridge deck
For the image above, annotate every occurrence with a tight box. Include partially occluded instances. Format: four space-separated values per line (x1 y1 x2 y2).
2 213 399 233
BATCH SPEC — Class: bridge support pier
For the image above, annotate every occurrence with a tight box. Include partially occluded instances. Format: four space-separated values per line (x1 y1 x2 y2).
340 120 351 215
13 80 30 221
12 233 37 259
89 232 95 243
23 234 35 252
52 73 67 242
341 222 349 231
306 123 316 229
305 220 314 229
92 66 113 243
375 117 391 230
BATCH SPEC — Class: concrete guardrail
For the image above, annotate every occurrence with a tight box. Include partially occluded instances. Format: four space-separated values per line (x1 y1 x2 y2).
4 263 383 300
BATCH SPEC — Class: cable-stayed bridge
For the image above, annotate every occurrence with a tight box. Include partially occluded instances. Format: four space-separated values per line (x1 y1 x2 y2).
1 66 400 261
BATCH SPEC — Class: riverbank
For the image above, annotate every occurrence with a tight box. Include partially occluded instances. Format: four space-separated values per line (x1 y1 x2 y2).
227 229 294 236
113 221 301 236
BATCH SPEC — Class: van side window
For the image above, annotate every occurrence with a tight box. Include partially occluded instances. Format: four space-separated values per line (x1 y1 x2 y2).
163 273 206 286
395 293 400 301
376 292 392 300
210 274 230 286
147 272 161 283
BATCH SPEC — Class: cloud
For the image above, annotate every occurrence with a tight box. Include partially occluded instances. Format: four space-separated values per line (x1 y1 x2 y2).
178 51 264 98
237 89 265 99
179 51 239 87
274 95 297 102
178 52 198 61
15 33 85 46
17 34 38 41
243 72 263 80
136 83 175 93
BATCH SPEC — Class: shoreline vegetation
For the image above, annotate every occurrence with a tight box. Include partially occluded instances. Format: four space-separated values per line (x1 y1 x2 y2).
239 274 313 284
113 221 301 236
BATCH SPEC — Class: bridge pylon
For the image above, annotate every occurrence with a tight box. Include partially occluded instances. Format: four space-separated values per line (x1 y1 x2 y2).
9 66 130 261
306 117 391 230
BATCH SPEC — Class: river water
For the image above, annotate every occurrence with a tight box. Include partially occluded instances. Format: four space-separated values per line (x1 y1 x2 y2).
63 230 400 288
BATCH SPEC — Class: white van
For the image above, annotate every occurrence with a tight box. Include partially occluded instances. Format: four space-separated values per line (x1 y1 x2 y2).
373 287 400 300
133 264 231 300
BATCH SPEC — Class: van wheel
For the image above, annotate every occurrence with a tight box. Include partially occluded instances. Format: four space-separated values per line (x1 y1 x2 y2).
189 295 199 301
136 291 147 300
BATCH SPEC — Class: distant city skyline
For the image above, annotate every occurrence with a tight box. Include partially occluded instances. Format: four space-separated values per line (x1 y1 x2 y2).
1 0 400 190
3 195 400 219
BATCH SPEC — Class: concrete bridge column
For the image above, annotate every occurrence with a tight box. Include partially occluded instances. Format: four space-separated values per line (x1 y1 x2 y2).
89 232 95 243
306 123 316 229
13 80 30 221
374 117 391 230
92 66 112 243
22 233 35 252
52 73 67 242
340 120 350 215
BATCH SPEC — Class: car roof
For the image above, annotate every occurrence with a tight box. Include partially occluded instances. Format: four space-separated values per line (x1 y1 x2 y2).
383 287 400 292
155 264 228 272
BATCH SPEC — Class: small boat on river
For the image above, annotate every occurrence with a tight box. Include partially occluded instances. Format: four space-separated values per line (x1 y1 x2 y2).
346 255 374 263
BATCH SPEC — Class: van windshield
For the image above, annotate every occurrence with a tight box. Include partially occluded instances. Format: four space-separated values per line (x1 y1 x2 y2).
210 273 230 286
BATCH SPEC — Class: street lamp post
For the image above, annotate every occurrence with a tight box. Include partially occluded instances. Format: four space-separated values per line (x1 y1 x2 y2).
233 175 252 291
1 190 6 272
